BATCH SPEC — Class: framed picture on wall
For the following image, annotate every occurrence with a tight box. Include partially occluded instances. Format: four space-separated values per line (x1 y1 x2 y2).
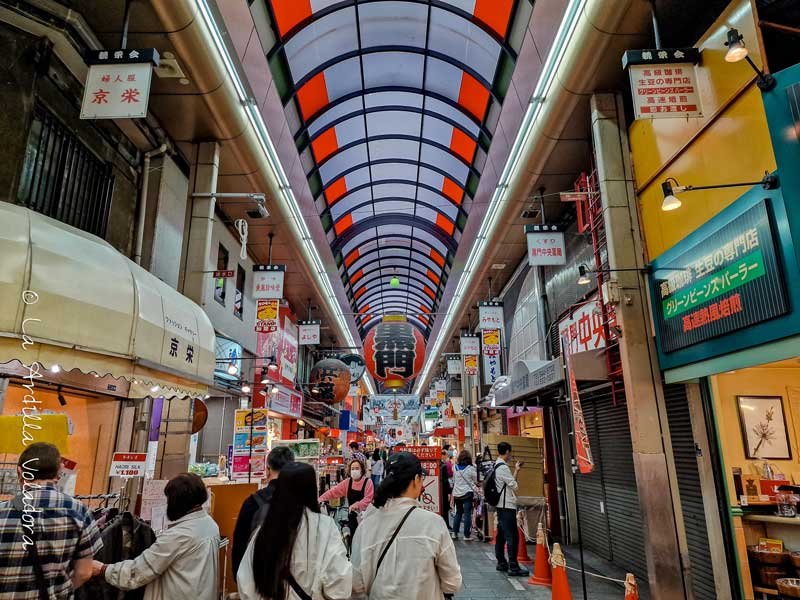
737 396 792 460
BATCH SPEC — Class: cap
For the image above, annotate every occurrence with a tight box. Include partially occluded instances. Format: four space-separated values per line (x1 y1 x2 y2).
386 451 427 478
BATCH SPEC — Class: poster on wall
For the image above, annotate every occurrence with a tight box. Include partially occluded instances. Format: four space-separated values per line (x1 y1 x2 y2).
252 264 285 299
280 316 298 383
478 302 504 331
737 396 791 460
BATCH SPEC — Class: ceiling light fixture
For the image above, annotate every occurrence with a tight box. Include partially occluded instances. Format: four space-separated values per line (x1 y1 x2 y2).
660 172 779 212
724 28 776 91
227 363 238 376
414 0 587 395
50 364 61 374
577 265 592 286
241 385 251 394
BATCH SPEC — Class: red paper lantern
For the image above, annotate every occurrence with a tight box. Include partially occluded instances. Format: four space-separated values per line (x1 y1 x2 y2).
309 358 350 404
364 319 425 385
330 428 341 437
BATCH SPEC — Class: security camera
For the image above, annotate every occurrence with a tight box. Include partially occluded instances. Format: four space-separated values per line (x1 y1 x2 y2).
247 198 270 219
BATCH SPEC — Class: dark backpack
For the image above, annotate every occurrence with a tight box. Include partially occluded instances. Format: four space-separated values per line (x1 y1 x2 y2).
482 465 507 507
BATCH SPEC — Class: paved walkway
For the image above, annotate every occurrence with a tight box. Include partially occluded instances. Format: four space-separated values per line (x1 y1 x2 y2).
453 538 630 600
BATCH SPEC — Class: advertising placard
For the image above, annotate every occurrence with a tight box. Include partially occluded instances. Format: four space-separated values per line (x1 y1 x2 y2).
463 354 478 377
478 302 504 331
80 61 153 120
298 320 321 345
109 453 147 478
255 299 280 333
405 446 441 514
526 224 566 266
252 265 285 299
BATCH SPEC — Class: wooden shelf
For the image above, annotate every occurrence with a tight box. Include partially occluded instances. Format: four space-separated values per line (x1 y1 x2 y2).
743 514 800 525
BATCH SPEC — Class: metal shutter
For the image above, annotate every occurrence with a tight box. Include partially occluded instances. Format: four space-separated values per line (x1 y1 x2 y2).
664 383 717 600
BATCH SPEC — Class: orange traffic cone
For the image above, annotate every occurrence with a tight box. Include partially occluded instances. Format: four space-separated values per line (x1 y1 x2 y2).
624 574 639 600
550 543 573 600
517 526 533 565
528 522 552 586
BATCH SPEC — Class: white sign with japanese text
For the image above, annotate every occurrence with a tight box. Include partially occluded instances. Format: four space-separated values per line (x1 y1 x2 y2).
482 353 500 386
109 453 148 478
558 297 607 355
447 355 462 375
527 229 566 266
81 63 152 120
253 269 284 300
629 61 701 119
435 380 447 392
460 336 480 356
298 322 320 345
478 304 504 330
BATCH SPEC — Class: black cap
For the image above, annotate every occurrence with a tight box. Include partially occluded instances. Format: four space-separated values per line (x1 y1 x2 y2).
386 451 427 478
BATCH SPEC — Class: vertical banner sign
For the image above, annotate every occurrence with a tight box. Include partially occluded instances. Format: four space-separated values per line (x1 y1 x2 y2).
562 336 594 474
252 265 285 299
298 320 321 345
478 301 504 331
460 335 480 376
81 49 159 120
622 48 702 119
255 299 280 333
435 380 447 393
446 354 462 376
526 224 566 266
481 329 501 385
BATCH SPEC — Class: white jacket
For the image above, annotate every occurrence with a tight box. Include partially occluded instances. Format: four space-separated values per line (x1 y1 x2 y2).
351 497 462 600
451 464 477 499
104 510 219 600
494 458 519 510
237 509 352 600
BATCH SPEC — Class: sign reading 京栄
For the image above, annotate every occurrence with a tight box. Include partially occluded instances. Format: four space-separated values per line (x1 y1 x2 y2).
252 265 285 299
622 47 702 120
255 299 280 333
109 453 148 478
298 320 321 345
651 199 787 354
526 224 566 266
81 49 159 120
478 301 504 331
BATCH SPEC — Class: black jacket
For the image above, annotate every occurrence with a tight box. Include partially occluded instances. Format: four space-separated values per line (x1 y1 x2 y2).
231 480 277 576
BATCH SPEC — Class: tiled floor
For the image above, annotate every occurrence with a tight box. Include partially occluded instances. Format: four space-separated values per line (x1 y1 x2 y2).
453 538 631 600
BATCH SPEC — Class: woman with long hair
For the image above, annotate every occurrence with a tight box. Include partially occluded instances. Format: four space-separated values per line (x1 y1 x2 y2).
318 458 374 536
237 463 351 600
351 452 462 600
451 449 478 541
369 448 384 487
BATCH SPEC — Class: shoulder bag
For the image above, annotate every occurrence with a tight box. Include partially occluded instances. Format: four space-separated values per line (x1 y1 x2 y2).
367 506 416 595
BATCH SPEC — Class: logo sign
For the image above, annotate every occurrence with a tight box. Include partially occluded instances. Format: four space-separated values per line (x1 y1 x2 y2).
213 270 235 278
109 453 147 478
81 61 154 120
478 301 504 331
558 297 607 355
650 199 787 354
446 354 462 375
622 48 702 120
253 265 285 300
463 354 478 376
526 224 566 265
340 354 367 383
481 329 501 357
298 320 321 345
255 299 280 333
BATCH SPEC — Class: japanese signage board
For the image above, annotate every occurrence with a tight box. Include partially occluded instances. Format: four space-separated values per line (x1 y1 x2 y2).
371 395 420 424
255 299 280 333
526 224 566 266
651 199 787 354
109 453 147 478
160 304 200 376
495 358 564 405
279 317 298 384
460 335 480 356
481 329 501 357
558 297 607 355
256 303 299 388
463 354 479 377
446 354 462 375
482 353 500 386
478 301 504 331
268 387 303 419
81 62 153 120
622 47 702 120
252 265 285 300
405 446 441 515
213 270 235 278
560 191 589 203
298 320 321 345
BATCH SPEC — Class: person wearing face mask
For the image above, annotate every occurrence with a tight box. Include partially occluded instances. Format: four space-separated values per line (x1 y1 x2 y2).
351 452 462 599
318 458 374 536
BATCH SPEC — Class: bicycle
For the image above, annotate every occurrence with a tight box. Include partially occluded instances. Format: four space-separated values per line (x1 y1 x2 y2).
322 501 353 557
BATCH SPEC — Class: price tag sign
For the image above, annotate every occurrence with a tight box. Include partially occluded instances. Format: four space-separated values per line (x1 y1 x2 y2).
109 452 147 478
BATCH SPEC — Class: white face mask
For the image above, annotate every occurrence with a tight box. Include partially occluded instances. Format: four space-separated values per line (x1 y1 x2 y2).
351 469 362 480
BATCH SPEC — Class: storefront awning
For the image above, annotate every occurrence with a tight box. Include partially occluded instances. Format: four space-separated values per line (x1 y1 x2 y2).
0 204 214 398
494 358 564 405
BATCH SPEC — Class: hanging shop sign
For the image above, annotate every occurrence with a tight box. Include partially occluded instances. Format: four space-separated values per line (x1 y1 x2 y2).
81 49 159 120
268 388 303 419
494 358 564 405
255 299 280 333
651 198 787 355
371 395 420 424
558 297 607 355
478 301 504 330
364 317 425 388
446 354 462 376
460 335 480 356
109 453 148 479
481 329 501 357
213 270 235 278
622 47 702 119
463 354 479 377
252 264 285 299
340 354 367 383
309 358 351 404
298 320 321 345
526 224 566 266
562 338 594 474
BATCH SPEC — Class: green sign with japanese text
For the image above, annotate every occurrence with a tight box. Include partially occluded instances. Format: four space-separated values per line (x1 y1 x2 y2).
651 199 787 353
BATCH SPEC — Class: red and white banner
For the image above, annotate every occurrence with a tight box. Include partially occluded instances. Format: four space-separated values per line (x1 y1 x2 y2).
558 296 607 355
562 338 594 474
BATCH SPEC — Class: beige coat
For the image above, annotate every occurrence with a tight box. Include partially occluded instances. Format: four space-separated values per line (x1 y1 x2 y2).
104 510 219 600
351 497 462 600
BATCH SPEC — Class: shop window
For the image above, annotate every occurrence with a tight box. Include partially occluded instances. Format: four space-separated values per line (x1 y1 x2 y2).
234 265 245 320
215 244 228 305
16 103 115 239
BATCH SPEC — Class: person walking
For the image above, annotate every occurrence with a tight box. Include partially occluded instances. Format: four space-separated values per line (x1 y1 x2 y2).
439 446 454 529
93 472 219 599
232 446 294 575
351 451 461 600
0 442 103 600
318 458 374 536
349 441 367 465
237 463 351 600
369 449 384 488
451 449 478 541
493 442 529 577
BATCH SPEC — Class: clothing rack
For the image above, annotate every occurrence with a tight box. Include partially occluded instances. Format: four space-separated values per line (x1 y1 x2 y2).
74 486 129 511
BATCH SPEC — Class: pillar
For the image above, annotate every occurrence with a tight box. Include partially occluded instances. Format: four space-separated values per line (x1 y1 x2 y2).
181 142 219 305
590 93 685 598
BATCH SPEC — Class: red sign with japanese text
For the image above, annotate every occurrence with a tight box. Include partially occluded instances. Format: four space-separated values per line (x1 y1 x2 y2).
558 296 608 355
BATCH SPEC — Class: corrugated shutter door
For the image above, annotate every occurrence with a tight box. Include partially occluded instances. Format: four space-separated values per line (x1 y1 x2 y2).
574 398 611 560
664 383 717 600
